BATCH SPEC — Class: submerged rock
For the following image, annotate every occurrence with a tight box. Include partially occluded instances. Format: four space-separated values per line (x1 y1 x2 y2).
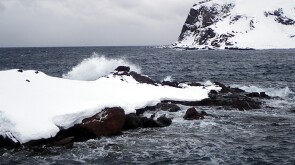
184 107 204 120
156 103 181 112
156 115 172 127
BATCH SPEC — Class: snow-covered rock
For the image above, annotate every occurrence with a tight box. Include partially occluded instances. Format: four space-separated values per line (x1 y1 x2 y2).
172 0 295 49
0 69 220 144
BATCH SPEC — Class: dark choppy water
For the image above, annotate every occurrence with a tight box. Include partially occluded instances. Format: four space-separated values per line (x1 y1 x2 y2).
0 47 295 164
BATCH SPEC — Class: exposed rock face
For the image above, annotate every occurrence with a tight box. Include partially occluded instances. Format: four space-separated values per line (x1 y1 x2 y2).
172 0 295 49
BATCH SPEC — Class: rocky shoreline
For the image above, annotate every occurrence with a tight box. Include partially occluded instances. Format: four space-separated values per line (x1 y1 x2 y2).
0 66 273 148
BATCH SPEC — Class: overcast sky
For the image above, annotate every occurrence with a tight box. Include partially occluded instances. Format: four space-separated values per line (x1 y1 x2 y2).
0 0 194 47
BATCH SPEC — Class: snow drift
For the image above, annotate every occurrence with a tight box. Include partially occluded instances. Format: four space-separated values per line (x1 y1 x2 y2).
0 69 220 144
172 0 295 49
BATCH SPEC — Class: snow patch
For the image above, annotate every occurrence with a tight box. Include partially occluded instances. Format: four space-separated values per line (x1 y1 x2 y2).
0 69 220 143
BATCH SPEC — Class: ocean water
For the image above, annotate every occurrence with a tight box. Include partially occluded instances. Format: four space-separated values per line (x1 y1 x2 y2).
0 46 295 164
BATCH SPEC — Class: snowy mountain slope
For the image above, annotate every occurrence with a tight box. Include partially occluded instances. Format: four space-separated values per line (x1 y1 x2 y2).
172 0 295 49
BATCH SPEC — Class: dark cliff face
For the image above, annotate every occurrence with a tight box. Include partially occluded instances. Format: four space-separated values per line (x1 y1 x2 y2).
179 1 233 41
173 0 295 50
175 1 236 49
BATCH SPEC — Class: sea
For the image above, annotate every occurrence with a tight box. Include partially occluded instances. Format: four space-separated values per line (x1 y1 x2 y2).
0 46 295 165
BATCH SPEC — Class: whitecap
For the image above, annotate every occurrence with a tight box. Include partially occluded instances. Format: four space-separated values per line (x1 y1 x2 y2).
63 53 141 81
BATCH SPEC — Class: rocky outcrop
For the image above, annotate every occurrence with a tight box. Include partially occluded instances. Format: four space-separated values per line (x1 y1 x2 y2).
163 82 270 111
172 0 295 49
0 69 274 148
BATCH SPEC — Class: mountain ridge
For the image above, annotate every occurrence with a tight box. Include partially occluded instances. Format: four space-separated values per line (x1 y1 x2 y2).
172 0 295 49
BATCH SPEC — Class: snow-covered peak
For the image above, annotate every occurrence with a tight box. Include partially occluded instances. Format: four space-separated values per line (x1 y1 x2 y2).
172 0 295 49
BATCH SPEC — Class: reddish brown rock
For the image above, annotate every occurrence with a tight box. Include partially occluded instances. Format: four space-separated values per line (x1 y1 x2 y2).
80 107 125 137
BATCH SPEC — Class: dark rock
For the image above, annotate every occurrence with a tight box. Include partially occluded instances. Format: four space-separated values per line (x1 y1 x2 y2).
35 71 39 74
129 71 156 85
0 136 20 148
26 79 30 83
156 115 172 127
163 91 262 111
232 98 261 111
141 117 162 128
156 103 181 112
150 113 156 119
17 69 23 72
115 66 130 72
260 92 271 99
53 136 75 146
54 107 125 143
123 113 141 130
184 107 204 120
214 82 230 93
201 111 217 118
80 107 125 137
162 81 180 88
230 88 245 93
246 92 260 97
208 90 218 99
187 82 202 86
136 106 156 115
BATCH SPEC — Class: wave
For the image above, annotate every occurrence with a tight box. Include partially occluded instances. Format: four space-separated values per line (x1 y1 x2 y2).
231 85 293 98
162 76 174 82
63 53 141 81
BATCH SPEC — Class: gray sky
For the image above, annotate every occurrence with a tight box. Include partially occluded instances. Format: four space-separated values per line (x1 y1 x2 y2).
0 0 194 47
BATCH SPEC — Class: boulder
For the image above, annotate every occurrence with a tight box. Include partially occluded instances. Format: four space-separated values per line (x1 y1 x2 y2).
183 107 204 120
232 98 261 110
115 66 130 72
79 107 125 137
208 90 218 99
141 117 162 128
53 107 125 143
123 113 142 130
156 115 172 127
156 103 181 112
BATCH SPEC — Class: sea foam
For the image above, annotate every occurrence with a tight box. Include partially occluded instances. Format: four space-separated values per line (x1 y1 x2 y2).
63 53 141 81
231 85 293 98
